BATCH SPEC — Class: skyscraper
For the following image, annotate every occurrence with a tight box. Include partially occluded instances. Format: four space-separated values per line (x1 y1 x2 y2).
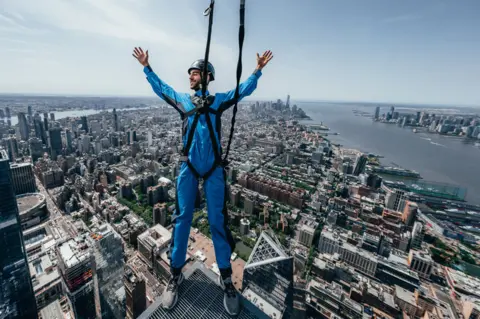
374 106 380 120
17 112 29 141
124 264 146 319
5 106 11 118
49 127 63 160
65 129 73 152
113 108 119 132
43 112 49 131
57 237 96 319
81 116 89 133
33 114 47 144
0 150 38 319
353 154 367 176
29 137 44 163
91 224 125 319
27 105 33 123
2 137 18 163
286 94 290 109
242 230 294 318
10 162 36 195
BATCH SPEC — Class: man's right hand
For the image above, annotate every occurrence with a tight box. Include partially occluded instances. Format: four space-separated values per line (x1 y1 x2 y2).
132 47 149 67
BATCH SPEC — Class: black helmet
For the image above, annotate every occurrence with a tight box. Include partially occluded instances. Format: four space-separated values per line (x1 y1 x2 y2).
188 59 215 81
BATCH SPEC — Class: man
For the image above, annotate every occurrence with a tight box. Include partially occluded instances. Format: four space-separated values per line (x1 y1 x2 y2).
132 47 273 316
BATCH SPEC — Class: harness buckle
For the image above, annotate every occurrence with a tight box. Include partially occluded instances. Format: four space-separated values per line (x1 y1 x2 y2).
178 156 188 162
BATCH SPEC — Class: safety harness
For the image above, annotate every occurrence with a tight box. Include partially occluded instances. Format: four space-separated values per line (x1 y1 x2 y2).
161 0 246 181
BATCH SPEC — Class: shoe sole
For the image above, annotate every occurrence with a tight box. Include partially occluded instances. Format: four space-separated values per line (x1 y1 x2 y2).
162 273 185 310
217 276 240 317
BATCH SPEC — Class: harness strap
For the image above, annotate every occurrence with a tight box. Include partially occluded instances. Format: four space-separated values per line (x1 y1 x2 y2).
223 0 245 162
201 0 215 98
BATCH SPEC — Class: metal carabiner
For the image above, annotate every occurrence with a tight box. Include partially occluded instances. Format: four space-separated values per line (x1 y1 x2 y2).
203 0 214 16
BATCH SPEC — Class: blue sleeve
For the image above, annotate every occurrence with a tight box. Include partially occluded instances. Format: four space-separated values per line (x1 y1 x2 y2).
143 66 182 105
220 70 262 108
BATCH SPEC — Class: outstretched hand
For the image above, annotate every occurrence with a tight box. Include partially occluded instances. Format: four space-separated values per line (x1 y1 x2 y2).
256 50 273 70
132 47 149 67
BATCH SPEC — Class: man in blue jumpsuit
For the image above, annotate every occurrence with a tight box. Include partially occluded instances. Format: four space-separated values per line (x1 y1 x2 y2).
132 47 273 315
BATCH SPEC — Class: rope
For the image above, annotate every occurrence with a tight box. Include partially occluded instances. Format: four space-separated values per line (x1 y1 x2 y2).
223 0 245 163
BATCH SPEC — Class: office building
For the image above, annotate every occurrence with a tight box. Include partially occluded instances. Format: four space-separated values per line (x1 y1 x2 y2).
125 264 146 319
113 108 119 132
152 203 168 226
242 231 294 318
408 250 433 280
298 224 315 247
29 137 44 163
49 127 62 160
29 253 63 310
10 162 36 195
5 106 11 118
384 186 406 211
57 237 96 319
81 116 89 133
18 112 30 141
374 106 380 120
65 129 73 152
0 150 38 319
137 224 171 269
306 280 364 319
90 224 126 319
49 113 55 121
353 154 367 176
411 221 425 249
318 230 378 277
240 218 250 235
2 136 18 163
43 113 49 131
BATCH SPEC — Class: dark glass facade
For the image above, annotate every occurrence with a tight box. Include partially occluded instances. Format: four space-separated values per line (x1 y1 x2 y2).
0 150 38 318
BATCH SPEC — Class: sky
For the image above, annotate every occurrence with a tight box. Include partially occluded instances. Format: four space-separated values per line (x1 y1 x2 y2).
0 0 479 106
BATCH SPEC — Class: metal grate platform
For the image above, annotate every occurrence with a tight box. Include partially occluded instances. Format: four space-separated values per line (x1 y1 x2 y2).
139 263 259 319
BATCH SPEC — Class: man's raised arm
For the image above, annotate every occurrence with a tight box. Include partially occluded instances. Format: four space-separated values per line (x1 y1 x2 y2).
132 47 182 107
220 50 274 109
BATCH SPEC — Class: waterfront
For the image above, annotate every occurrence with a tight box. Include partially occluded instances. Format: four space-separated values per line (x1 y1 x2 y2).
300 102 480 205
3 106 157 126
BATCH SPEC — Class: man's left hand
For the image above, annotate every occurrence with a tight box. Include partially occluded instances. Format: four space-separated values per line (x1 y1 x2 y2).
256 50 273 70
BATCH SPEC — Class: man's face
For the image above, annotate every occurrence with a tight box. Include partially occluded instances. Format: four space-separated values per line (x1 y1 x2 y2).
189 69 209 90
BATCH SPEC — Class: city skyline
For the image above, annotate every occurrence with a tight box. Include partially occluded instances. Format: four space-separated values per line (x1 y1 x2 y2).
0 95 480 318
1 0 479 106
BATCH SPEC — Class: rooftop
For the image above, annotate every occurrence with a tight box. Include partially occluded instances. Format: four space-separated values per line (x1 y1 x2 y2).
395 285 416 306
16 193 45 214
58 237 91 269
29 254 61 295
138 224 172 248
243 287 282 319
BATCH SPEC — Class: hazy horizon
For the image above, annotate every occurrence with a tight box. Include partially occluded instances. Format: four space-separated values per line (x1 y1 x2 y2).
1 0 479 106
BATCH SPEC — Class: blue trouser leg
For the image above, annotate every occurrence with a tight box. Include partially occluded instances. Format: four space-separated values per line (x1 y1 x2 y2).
169 163 198 271
204 167 235 272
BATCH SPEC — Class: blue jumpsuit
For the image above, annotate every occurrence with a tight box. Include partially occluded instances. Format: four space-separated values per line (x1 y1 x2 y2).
143 66 262 273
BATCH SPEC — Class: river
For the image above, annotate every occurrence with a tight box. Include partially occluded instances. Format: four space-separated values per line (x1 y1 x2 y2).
4 107 156 126
299 102 480 205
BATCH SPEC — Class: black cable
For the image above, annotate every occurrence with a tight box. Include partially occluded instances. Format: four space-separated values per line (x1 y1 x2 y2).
223 0 245 163
201 0 215 98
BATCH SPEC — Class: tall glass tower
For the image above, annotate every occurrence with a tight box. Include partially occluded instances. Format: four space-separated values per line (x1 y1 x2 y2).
0 150 38 318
